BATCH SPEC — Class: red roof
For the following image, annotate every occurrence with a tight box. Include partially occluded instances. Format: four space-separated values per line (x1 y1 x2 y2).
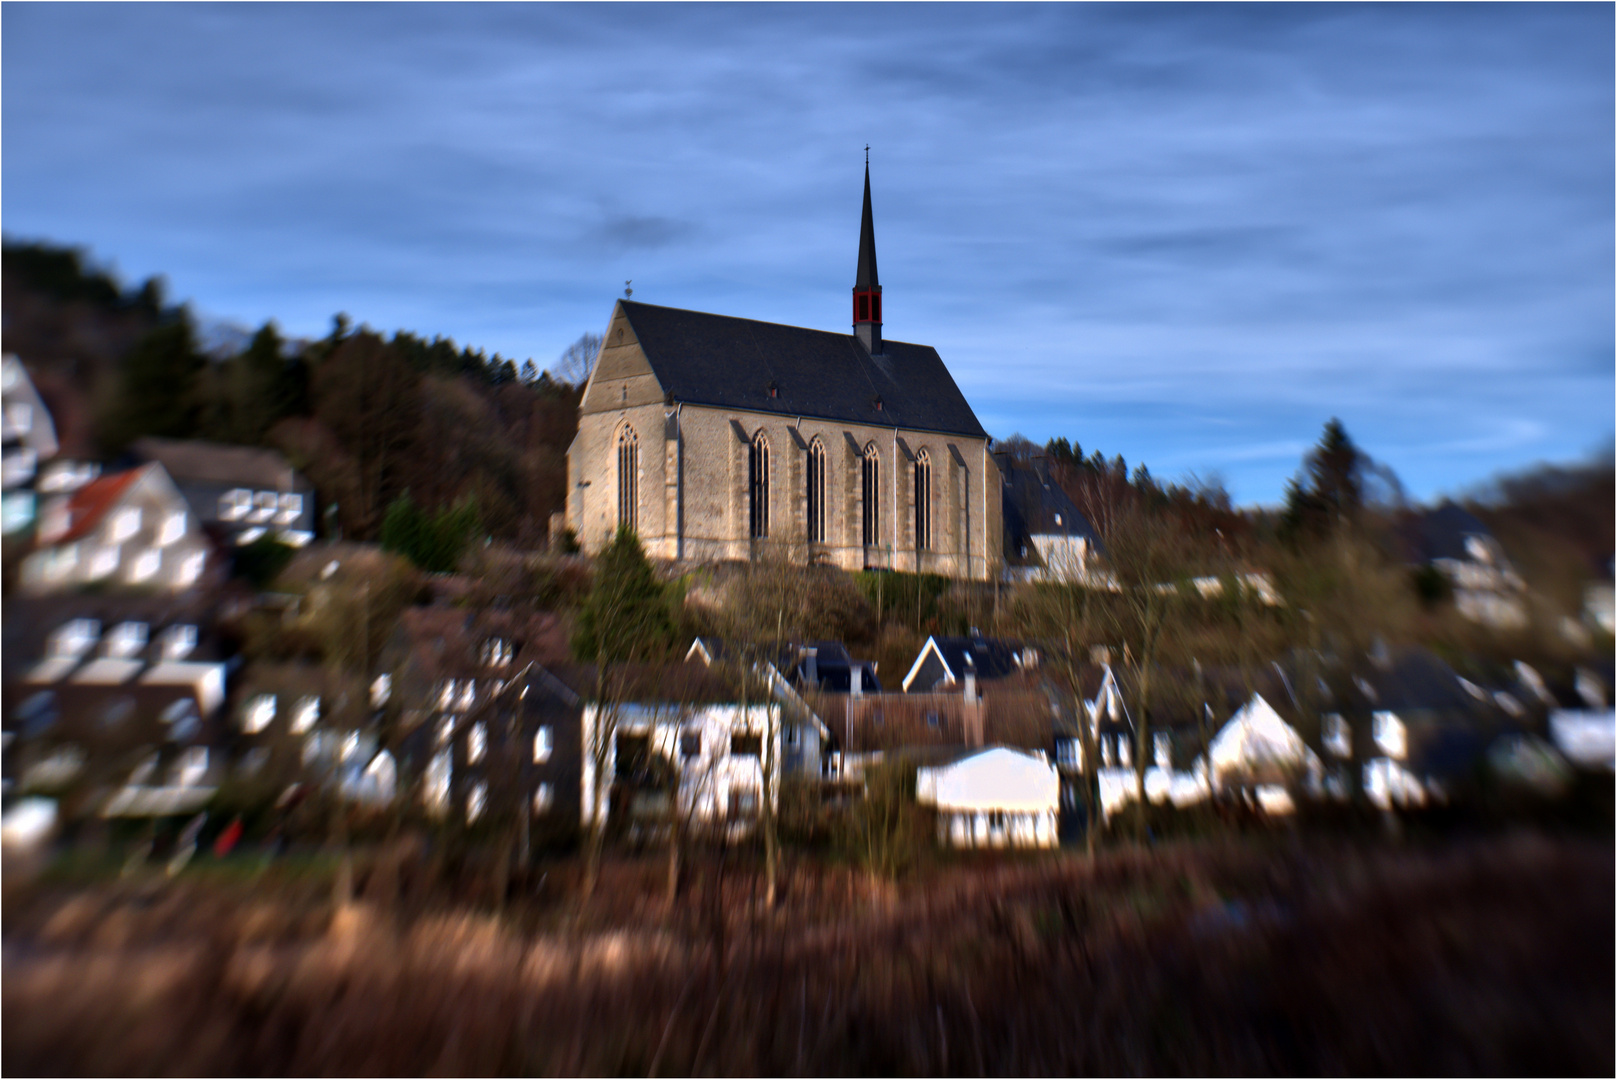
57 466 146 543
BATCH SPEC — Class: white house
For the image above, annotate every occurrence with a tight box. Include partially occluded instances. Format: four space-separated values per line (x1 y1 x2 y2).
1206 692 1323 812
915 745 1059 848
580 701 781 831
20 463 211 594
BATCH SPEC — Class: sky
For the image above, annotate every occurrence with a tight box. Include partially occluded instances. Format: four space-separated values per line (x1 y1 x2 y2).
3 3 1611 506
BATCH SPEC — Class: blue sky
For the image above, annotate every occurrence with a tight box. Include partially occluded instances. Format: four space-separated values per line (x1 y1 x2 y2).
4 3 1611 505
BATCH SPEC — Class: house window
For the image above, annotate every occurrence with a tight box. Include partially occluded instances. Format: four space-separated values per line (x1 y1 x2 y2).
370 674 391 708
1117 735 1131 769
617 425 639 533
749 432 770 540
290 696 319 734
785 724 801 747
468 722 487 764
731 787 760 818
467 782 487 823
174 747 208 788
160 624 197 660
861 443 880 546
109 507 141 542
1373 711 1406 759
914 449 932 551
925 711 942 728
533 783 554 814
243 693 277 734
1154 732 1171 769
177 551 205 586
533 726 553 763
1057 738 1080 769
458 681 477 711
1323 713 1351 758
806 438 826 544
158 511 187 546
438 680 457 710
252 491 278 523
680 731 702 758
276 492 303 525
730 732 762 757
106 621 148 658
987 809 1007 832
425 750 451 811
89 545 119 579
219 489 252 521
128 549 161 583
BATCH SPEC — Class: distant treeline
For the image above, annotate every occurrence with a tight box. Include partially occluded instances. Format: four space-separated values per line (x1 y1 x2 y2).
2 238 586 546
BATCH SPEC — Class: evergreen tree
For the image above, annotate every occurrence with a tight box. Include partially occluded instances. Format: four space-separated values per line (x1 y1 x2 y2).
571 526 676 663
1282 418 1367 542
102 315 206 450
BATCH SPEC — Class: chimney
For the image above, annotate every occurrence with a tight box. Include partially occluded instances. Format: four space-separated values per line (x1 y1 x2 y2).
963 671 983 747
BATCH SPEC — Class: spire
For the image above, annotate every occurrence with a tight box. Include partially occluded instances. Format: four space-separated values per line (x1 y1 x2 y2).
853 151 883 354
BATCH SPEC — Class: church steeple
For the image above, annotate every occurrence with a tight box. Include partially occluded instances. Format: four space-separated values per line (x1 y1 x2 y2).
853 153 882 354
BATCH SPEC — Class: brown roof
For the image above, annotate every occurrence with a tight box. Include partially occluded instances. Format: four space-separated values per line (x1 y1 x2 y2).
132 437 309 490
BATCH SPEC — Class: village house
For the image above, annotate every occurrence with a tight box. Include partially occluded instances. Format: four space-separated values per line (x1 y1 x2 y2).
996 450 1102 583
131 437 317 548
566 164 1002 579
1408 501 1528 630
19 462 213 594
916 745 1061 849
2 354 60 536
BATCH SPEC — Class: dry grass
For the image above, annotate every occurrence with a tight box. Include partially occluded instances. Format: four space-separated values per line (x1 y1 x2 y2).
4 832 1611 1076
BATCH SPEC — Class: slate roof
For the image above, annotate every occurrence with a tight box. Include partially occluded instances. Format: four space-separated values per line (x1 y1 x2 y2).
132 437 310 491
996 454 1102 563
618 300 988 439
927 636 1024 682
1412 501 1496 563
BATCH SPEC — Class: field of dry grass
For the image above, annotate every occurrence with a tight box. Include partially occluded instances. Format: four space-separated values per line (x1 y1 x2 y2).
4 831 1611 1076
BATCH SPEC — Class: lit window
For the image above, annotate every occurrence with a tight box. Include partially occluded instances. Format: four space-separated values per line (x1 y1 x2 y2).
219 489 252 521
425 751 451 811
160 624 197 660
48 619 99 659
1323 713 1351 758
110 507 141 542
1373 711 1406 759
533 726 553 763
105 621 148 658
468 722 486 764
533 783 553 814
174 747 209 788
290 696 319 734
244 694 277 733
89 545 120 579
251 491 278 523
128 549 161 583
158 511 187 546
467 782 487 822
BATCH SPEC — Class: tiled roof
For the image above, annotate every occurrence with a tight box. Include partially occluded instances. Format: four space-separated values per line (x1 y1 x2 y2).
618 300 988 439
56 466 146 543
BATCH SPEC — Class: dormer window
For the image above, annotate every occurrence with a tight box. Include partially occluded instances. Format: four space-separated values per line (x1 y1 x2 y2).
220 489 252 522
105 621 148 658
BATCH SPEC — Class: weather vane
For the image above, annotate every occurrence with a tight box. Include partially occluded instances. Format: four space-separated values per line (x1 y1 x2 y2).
624 280 633 299
865 144 869 164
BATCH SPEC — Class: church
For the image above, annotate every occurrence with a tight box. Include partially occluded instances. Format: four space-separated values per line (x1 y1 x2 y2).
565 165 1002 581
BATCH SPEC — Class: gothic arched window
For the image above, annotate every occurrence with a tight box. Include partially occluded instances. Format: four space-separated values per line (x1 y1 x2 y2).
861 442 880 547
749 431 770 540
806 438 826 544
914 449 932 551
616 425 638 533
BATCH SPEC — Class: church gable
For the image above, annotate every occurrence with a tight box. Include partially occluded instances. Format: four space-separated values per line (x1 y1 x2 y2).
580 305 665 415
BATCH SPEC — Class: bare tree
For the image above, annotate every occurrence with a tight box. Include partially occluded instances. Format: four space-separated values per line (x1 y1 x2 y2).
552 332 602 388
